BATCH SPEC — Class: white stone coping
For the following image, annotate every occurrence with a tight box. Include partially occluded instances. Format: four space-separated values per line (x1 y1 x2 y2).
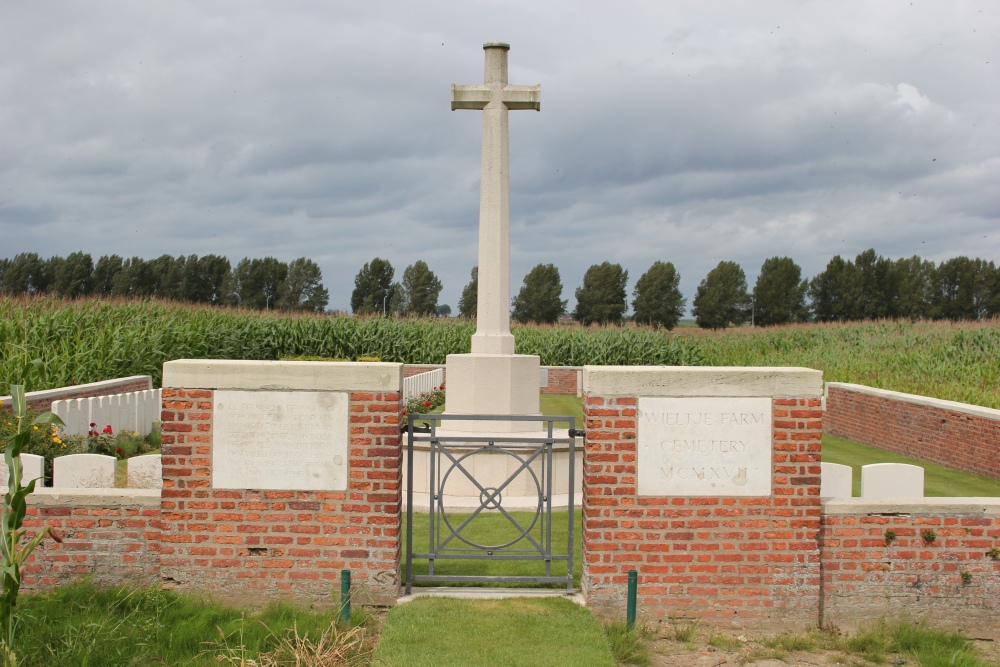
28 487 161 507
825 382 1000 420
1 375 152 407
823 497 1000 516
583 366 822 398
163 359 403 392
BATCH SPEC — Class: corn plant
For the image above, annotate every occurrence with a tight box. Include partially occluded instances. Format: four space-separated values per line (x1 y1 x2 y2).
1 363 62 666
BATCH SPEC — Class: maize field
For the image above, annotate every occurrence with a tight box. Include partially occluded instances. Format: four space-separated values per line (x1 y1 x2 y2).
1 296 998 409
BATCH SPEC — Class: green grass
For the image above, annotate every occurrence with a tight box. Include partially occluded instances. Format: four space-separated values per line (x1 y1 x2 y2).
842 618 988 667
540 393 585 425
407 510 582 587
14 582 364 666
823 434 1000 497
373 597 615 667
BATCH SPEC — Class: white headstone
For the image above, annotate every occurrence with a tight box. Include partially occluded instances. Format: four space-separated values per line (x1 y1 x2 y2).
0 453 46 488
820 462 853 499
53 453 116 488
637 397 772 496
860 463 924 498
213 390 348 490
127 454 162 489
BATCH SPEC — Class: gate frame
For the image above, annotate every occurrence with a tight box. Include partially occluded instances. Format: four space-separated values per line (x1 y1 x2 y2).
404 413 578 594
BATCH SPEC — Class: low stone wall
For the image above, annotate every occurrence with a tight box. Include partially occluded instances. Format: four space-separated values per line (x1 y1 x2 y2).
1 375 153 413
820 498 1000 639
403 364 581 396
21 488 161 590
824 383 1000 481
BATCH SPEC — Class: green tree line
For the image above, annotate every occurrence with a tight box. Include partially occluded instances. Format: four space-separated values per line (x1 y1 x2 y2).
0 252 329 312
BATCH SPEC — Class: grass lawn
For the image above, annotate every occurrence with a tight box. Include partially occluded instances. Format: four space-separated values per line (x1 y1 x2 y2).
373 597 615 667
407 510 582 588
822 434 1000 497
15 582 370 666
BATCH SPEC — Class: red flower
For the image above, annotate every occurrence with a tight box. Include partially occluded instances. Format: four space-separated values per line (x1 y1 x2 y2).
116 447 122 454
423 401 430 408
402 409 407 415
103 425 113 434
89 422 97 427
421 393 426 397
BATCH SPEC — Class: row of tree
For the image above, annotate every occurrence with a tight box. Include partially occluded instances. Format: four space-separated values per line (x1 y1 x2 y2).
353 250 1000 330
0 252 330 311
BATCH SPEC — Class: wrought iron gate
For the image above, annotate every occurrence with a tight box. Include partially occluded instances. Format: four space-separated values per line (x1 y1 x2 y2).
404 414 578 593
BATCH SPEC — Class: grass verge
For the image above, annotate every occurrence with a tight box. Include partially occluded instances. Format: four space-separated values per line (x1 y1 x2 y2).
406 510 582 587
823 434 1000 497
373 597 614 667
15 581 369 666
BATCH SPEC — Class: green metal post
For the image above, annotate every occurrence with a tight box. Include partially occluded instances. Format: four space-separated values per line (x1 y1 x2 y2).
626 569 637 631
339 569 351 625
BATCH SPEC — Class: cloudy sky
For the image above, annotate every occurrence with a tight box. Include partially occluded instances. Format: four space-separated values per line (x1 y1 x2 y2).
2 1 997 313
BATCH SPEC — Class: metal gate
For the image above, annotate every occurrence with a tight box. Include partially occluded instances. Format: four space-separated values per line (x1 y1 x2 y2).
403 414 579 593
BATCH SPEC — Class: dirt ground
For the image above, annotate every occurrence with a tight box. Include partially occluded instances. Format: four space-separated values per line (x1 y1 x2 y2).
641 628 1000 667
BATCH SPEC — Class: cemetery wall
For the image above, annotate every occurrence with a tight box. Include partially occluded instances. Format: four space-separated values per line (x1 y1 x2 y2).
820 498 1000 639
580 366 824 630
403 364 581 395
158 360 403 608
0 375 153 413
21 489 161 590
824 383 1000 481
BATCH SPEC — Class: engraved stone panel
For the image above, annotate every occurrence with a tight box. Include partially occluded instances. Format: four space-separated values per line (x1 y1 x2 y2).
637 397 772 497
214 390 348 490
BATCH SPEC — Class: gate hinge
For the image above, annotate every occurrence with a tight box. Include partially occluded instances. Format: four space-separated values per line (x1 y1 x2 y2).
400 423 432 435
568 428 586 438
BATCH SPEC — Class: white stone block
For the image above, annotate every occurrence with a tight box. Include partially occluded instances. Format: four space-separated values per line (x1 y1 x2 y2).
127 454 162 489
53 454 116 488
637 397 772 497
820 462 853 499
442 353 541 432
0 453 46 488
213 390 348 491
860 463 924 498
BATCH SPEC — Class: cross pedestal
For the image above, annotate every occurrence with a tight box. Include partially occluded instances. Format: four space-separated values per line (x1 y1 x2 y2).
443 42 541 433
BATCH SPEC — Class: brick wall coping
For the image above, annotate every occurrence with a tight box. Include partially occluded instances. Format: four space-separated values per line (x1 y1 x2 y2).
162 359 403 391
582 365 822 397
825 382 1000 420
823 497 1000 516
28 488 161 507
405 364 583 371
1 375 153 408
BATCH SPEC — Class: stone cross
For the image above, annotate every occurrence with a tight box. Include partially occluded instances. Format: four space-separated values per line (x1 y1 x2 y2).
452 42 540 355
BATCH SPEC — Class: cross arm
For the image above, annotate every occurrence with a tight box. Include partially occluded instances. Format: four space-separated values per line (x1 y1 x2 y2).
501 84 540 111
452 84 490 110
451 83 541 111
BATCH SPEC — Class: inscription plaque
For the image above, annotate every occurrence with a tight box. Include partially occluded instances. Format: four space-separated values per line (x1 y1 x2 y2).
637 397 771 497
213 390 348 491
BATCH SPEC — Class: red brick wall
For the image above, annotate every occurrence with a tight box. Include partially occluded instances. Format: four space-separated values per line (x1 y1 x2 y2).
403 365 581 395
21 491 161 590
581 394 823 629
542 367 580 395
1 376 154 413
825 384 1000 481
158 388 401 607
820 505 1000 638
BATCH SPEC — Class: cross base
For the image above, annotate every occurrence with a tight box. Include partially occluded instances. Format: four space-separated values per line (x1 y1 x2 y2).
440 353 541 432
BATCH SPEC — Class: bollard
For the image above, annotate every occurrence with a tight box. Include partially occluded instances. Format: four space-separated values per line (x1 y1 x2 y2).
339 569 351 625
626 569 637 631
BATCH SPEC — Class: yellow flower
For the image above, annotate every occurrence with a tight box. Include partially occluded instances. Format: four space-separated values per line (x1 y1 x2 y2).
53 437 62 444
32 425 38 430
